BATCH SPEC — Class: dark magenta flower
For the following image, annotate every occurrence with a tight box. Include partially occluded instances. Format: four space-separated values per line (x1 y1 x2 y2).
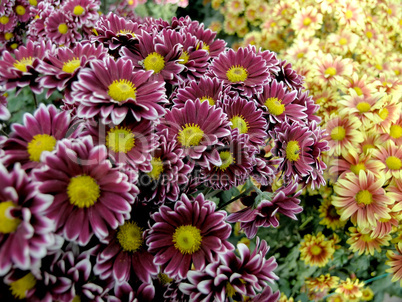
61 0 100 27
44 10 81 46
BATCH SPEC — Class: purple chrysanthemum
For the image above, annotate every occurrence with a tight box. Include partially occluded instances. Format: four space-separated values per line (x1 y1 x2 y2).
251 286 280 302
0 39 53 94
1 104 77 170
38 42 107 98
220 96 267 148
258 49 280 76
94 201 158 284
157 99 231 168
146 193 234 279
13 0 30 23
274 59 305 90
179 238 278 301
210 46 269 97
61 0 100 27
27 2 55 41
0 12 17 32
0 0 15 15
271 122 315 181
295 89 320 123
34 136 137 245
186 22 226 58
0 162 55 276
227 182 303 238
120 29 184 84
71 57 167 124
44 10 81 46
81 118 157 171
137 128 193 204
251 152 282 187
200 129 256 190
256 79 307 130
172 76 228 108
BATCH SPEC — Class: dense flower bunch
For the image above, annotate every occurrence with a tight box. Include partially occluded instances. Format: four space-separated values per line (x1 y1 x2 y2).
0 6 327 301
205 0 402 300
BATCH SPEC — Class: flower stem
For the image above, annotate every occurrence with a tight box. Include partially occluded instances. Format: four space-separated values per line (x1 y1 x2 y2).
217 186 255 211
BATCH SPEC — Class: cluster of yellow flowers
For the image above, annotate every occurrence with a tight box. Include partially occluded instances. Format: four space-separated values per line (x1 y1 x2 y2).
208 0 402 298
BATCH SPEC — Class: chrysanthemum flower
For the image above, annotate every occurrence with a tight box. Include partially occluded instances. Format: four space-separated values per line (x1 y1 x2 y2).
146 193 233 278
2 104 77 170
379 111 402 146
0 12 17 32
0 162 55 276
136 128 193 205
120 29 184 84
186 23 226 58
44 10 81 46
300 232 335 267
324 113 364 157
94 202 157 284
274 60 305 91
210 46 269 97
250 286 280 302
361 287 374 301
81 119 157 170
13 0 30 23
335 278 364 299
34 136 136 245
332 170 393 228
313 53 354 88
347 226 391 256
342 73 376 99
158 99 231 168
227 182 303 238
318 197 347 230
371 140 402 181
326 29 359 56
26 1 54 41
200 129 256 190
291 6 323 38
282 38 318 63
357 130 382 155
334 0 365 29
61 0 100 27
0 39 53 94
221 96 267 147
0 0 15 15
305 274 340 292
38 42 107 98
72 57 166 124
386 242 402 286
179 238 278 301
256 79 307 129
172 76 227 108
271 122 314 181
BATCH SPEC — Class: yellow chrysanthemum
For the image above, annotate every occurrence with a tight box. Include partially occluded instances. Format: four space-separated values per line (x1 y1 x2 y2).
300 232 335 267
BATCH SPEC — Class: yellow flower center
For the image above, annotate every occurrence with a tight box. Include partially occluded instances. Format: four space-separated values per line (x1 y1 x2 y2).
339 37 347 45
297 52 304 58
217 151 234 171
199 96 215 106
58 23 68 34
108 79 136 102
355 190 373 205
118 29 136 36
0 16 9 24
29 0 37 5
375 64 383 70
5 32 13 40
394 69 400 76
27 134 57 162
345 9 353 19
310 245 322 255
361 234 373 242
286 140 300 162
158 273 173 285
353 87 363 96
387 8 392 15
226 282 236 298
73 5 85 15
202 44 210 53
72 296 81 302
350 163 366 175
117 221 143 252
386 156 402 170
106 126 135 153
67 175 100 208
0 201 21 234
172 225 202 254
143 52 165 73
363 144 375 153
13 57 33 72
147 157 164 180
177 123 204 147
11 43 18 49
378 108 389 120
178 51 190 65
226 65 248 83
356 102 371 113
303 17 312 26
15 5 26 15
265 97 285 116
10 273 36 299
366 31 373 39
230 115 249 134
390 125 402 139
330 126 346 141
344 283 355 290
62 58 81 73
325 67 337 76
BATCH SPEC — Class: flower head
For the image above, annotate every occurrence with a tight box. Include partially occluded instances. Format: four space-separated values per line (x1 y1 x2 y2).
300 232 335 267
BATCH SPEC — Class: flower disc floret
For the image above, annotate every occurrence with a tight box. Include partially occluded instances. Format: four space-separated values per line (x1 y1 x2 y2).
325 67 337 76
10 273 36 299
217 151 234 171
62 58 81 73
58 23 68 34
330 126 346 141
67 175 100 208
390 125 402 139
356 190 373 205
230 115 249 134
265 97 286 116
286 140 300 162
73 5 85 15
13 57 33 72
108 79 137 102
172 225 203 254
147 157 164 180
356 102 371 113
27 134 57 162
106 126 135 153
178 123 204 147
0 201 21 233
143 52 165 74
117 222 143 252
226 65 248 82
386 156 402 170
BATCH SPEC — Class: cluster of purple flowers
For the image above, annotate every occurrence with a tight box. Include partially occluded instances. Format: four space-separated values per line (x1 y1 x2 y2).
0 10 328 302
